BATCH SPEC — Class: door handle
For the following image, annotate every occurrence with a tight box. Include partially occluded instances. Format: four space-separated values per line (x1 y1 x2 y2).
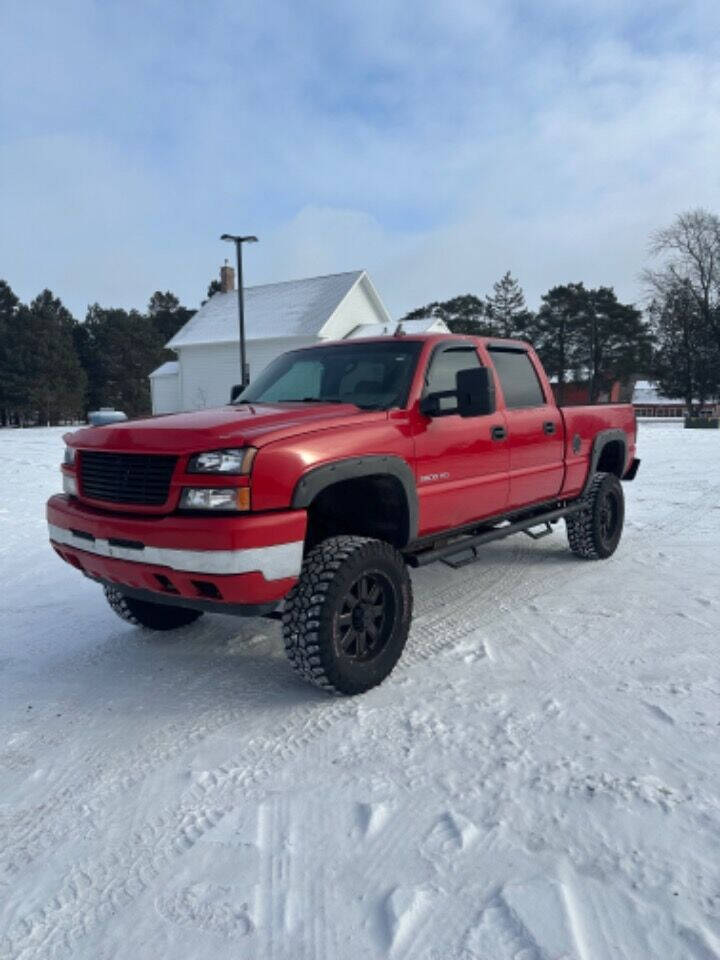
543 421 556 435
491 425 507 441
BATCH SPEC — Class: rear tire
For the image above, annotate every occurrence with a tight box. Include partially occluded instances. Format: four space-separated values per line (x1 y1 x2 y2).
282 536 413 695
104 586 203 630
566 472 624 560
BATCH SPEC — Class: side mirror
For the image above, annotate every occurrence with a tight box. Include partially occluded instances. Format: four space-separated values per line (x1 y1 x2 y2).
420 366 495 418
456 367 495 417
419 393 441 417
230 384 243 403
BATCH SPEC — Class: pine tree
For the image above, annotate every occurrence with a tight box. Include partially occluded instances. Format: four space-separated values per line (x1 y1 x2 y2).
204 278 222 303
403 295 494 335
0 280 20 425
147 290 194 346
529 284 587 403
82 305 165 417
403 273 533 338
7 290 87 424
581 287 652 401
531 284 653 403
485 271 533 339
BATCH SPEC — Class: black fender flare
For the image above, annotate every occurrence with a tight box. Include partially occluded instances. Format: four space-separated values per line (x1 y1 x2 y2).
291 455 419 546
580 428 627 497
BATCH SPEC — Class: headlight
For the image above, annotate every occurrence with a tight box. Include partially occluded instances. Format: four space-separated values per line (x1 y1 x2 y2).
63 474 78 496
187 448 256 474
179 487 251 511
64 446 76 466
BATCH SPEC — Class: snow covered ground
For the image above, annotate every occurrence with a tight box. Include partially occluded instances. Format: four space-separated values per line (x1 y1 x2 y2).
1 422 719 960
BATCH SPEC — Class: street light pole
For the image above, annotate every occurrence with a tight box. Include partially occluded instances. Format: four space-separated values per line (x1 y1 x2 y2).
220 233 258 387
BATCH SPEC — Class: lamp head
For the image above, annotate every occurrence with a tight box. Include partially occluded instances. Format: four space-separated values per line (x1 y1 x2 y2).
221 234 258 243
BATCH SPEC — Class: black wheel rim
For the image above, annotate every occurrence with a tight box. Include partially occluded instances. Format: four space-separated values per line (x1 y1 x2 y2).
599 489 620 542
336 570 395 663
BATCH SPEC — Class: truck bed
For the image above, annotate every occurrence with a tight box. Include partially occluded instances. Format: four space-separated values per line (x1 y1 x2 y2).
560 403 637 500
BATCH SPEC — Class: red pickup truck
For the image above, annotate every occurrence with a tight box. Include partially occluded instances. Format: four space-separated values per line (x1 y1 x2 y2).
48 334 639 694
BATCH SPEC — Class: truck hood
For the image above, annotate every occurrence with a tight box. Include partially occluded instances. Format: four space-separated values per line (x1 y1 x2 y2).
65 403 387 454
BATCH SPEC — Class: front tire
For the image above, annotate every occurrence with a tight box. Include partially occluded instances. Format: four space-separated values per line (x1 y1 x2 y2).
566 472 625 560
282 536 413 695
104 586 204 630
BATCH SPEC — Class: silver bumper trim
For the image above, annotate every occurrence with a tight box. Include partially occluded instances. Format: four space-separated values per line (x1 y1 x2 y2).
48 523 303 581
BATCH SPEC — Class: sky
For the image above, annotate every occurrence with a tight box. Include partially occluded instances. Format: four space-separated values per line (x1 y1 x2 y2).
1 0 719 320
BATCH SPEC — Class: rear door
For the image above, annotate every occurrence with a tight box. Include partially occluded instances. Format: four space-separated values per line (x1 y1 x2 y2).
486 346 564 509
412 342 509 533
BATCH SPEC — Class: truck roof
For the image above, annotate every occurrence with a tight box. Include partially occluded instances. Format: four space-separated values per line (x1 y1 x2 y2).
304 332 534 351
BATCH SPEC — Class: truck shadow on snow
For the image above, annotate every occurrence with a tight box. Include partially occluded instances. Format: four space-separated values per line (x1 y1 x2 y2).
72 612 333 716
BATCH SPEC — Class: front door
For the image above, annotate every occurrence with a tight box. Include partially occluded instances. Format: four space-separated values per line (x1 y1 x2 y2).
412 343 510 535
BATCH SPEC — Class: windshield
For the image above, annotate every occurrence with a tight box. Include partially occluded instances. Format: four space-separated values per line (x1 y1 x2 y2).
234 341 423 411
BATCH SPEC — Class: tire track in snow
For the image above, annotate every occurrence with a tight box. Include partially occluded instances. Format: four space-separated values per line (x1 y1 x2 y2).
1 546 541 960
0 650 301 882
1 704 354 960
0 511 575 889
2 527 528 855
396 825 503 960
1 541 530 883
2 496 683 959
628 478 720 538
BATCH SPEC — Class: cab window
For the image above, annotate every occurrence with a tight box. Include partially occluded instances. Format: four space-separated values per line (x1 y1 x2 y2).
256 359 323 402
236 341 422 410
489 348 545 409
425 346 481 412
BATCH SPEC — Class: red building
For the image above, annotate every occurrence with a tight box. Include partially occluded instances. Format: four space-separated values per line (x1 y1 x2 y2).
632 381 720 418
550 379 624 405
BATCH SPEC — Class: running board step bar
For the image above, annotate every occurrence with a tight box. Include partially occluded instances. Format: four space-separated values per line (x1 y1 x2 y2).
523 522 553 541
406 502 584 569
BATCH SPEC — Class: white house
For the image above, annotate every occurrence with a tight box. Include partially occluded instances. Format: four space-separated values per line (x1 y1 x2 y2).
150 266 447 413
149 361 182 415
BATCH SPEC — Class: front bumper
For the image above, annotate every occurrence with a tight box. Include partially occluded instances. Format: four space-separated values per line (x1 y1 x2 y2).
47 495 306 612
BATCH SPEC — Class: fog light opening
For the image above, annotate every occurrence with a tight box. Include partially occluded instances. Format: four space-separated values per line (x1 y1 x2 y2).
191 580 222 600
154 574 179 594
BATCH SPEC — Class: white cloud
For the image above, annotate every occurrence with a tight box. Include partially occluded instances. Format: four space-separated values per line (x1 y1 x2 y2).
1 0 719 319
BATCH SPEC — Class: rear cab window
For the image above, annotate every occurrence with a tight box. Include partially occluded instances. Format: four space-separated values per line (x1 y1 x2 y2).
488 348 546 409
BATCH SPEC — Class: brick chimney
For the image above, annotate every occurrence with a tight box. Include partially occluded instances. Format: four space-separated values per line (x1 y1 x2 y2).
220 260 235 293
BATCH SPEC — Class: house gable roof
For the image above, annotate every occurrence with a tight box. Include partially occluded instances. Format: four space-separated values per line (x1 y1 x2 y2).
149 360 179 378
167 270 373 349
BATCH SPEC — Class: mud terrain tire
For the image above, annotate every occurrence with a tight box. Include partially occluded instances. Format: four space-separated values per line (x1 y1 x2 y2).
566 471 625 560
282 536 413 695
104 586 204 630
